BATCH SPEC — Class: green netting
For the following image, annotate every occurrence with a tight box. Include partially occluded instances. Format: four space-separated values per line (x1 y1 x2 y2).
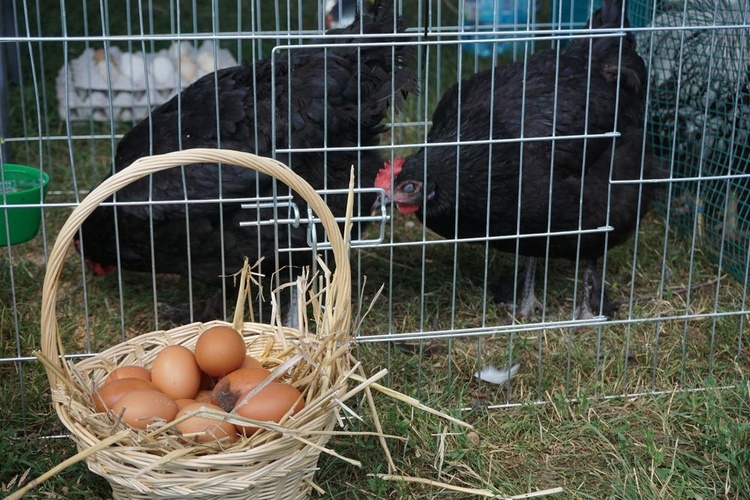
632 0 750 286
627 0 654 27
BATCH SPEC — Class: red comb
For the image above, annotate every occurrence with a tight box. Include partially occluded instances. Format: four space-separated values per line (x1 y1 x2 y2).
374 157 406 191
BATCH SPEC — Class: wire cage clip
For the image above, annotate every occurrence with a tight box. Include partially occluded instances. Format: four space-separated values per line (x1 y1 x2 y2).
238 187 389 251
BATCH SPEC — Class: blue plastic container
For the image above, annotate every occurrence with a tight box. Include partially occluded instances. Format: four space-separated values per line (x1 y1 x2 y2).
462 0 530 58
551 0 600 46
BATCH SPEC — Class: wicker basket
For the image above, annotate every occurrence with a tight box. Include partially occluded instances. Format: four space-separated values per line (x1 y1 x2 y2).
38 148 356 499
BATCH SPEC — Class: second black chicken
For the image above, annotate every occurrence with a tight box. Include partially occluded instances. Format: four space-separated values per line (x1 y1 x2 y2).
375 0 658 319
76 0 416 324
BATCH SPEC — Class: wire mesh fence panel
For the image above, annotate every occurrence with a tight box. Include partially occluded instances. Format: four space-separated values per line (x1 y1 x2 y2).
0 0 748 451
357 0 749 412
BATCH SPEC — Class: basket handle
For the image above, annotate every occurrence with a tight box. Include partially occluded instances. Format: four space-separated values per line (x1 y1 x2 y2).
40 148 352 389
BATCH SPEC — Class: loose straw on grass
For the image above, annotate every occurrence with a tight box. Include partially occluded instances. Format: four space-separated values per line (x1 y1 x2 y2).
7 430 130 500
350 373 474 430
373 475 564 498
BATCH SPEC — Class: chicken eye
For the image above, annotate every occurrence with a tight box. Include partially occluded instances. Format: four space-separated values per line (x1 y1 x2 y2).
402 182 416 193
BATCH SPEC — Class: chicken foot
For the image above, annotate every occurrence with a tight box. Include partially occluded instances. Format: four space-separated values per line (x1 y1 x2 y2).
515 257 544 318
493 257 543 319
574 259 617 320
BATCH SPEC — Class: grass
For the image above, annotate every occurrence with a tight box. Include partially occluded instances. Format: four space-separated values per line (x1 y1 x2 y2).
1 0 749 498
2 376 748 498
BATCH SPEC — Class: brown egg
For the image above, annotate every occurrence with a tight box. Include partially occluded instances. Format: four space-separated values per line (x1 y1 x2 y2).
194 326 247 377
194 390 212 403
151 345 201 400
112 390 178 430
210 367 271 412
175 402 238 444
104 366 152 385
233 382 305 436
93 378 157 413
175 398 197 411
199 370 217 390
241 355 264 370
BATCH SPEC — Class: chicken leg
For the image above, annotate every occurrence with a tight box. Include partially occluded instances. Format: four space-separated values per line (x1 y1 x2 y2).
494 257 543 318
516 257 543 318
574 259 617 319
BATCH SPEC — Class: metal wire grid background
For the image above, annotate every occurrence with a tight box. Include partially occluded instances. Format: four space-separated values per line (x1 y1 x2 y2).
0 0 747 442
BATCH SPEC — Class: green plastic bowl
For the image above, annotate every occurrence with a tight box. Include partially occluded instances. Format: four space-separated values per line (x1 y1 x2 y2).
1 164 50 246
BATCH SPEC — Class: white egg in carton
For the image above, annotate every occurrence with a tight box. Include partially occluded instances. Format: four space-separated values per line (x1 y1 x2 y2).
56 41 237 122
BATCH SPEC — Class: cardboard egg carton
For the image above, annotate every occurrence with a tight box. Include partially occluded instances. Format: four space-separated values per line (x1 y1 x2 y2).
55 41 237 122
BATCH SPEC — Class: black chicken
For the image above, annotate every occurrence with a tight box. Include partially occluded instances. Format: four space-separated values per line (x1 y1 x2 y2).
375 0 657 319
76 0 416 324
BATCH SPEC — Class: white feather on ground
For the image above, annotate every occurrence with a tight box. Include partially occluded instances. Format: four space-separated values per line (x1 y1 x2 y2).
474 363 520 385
